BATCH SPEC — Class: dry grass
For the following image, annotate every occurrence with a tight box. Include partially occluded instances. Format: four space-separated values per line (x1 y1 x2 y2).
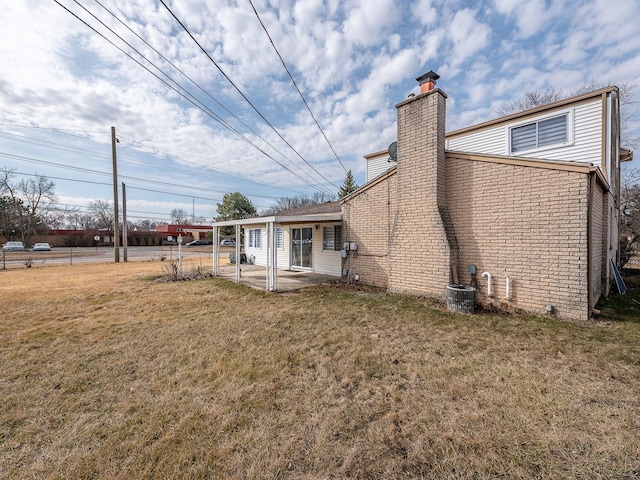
1 261 639 479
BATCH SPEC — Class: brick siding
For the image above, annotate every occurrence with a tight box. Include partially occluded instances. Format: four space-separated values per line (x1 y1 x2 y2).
389 90 452 296
342 172 396 288
446 155 591 320
341 87 614 321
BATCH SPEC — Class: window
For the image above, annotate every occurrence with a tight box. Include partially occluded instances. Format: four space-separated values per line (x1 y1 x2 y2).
248 228 262 248
510 114 568 153
276 227 284 249
323 225 342 251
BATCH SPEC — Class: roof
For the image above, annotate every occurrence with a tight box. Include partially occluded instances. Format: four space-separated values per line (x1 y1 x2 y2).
267 201 341 216
212 201 342 228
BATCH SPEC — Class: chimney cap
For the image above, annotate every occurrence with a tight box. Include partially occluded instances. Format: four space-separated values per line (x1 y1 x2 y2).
416 70 440 85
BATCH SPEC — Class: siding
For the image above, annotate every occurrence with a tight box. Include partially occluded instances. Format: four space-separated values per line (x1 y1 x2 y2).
606 192 617 295
244 226 268 266
247 223 341 276
366 153 394 183
342 173 397 288
591 183 603 304
313 222 343 276
277 227 289 270
446 155 591 320
446 99 603 165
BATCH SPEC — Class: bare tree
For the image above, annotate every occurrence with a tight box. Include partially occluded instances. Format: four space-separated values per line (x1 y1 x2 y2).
621 167 640 245
44 205 80 230
133 219 159 231
495 87 565 117
0 168 57 246
71 212 97 230
87 200 114 231
261 192 336 215
170 208 190 224
496 80 639 149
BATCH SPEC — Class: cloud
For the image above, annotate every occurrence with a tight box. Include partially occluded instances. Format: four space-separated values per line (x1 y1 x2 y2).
492 0 552 38
446 9 491 68
343 0 401 47
2 0 640 210
574 0 640 58
411 0 438 26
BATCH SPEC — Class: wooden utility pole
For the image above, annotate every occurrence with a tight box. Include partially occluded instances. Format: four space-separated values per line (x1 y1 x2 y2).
112 126 120 263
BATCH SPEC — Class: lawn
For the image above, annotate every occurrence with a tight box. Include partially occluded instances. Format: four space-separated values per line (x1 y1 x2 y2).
1 261 639 479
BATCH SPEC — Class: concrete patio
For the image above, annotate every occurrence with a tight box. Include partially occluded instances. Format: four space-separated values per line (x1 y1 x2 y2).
216 264 340 292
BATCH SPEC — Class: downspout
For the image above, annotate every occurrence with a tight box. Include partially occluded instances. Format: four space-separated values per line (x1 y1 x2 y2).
482 271 493 297
505 274 511 301
587 172 595 317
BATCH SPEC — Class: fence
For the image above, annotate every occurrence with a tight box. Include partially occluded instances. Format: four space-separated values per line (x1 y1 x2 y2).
1 246 218 270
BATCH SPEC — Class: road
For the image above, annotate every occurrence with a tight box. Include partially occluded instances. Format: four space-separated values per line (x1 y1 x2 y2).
1 245 231 269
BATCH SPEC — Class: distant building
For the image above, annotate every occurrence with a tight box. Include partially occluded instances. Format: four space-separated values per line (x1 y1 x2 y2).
155 224 212 240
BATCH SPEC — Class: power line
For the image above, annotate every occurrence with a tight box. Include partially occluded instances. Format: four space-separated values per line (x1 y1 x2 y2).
0 150 282 200
248 0 347 174
0 119 310 196
54 0 335 196
158 0 340 191
91 0 324 194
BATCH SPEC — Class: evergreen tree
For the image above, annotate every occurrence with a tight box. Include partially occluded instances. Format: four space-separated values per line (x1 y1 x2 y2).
338 170 358 199
216 192 257 220
216 192 257 238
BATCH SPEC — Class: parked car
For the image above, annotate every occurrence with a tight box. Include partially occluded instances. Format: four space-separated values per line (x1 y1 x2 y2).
2 241 25 251
32 242 52 251
185 239 209 247
220 238 236 246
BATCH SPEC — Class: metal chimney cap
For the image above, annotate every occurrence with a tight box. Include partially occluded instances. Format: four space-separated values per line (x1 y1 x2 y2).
416 70 440 85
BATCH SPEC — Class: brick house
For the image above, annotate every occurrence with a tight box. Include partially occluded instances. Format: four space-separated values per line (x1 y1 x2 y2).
214 72 629 320
342 72 629 321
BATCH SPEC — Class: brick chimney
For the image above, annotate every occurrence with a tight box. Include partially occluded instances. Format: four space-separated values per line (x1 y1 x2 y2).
389 71 456 296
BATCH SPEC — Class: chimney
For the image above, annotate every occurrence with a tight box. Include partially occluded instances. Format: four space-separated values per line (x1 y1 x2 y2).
416 70 440 93
389 71 454 296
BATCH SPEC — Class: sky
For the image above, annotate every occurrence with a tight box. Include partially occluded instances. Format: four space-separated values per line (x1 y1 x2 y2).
1 0 639 224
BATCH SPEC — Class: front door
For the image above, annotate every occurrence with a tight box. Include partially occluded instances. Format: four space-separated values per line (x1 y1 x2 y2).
291 227 313 268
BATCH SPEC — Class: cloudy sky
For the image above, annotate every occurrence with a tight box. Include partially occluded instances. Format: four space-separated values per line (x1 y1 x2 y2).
1 0 639 223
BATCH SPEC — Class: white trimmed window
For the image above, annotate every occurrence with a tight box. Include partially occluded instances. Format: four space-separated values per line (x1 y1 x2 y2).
276 227 284 249
249 228 262 248
510 113 569 154
322 225 342 251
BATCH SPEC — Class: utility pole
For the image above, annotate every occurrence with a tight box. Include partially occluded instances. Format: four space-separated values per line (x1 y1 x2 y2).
122 182 128 262
112 126 120 263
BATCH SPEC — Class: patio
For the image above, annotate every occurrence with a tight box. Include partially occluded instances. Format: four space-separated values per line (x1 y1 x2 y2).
216 264 340 292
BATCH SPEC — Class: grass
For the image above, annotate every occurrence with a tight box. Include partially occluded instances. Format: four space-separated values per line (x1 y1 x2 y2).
1 260 639 479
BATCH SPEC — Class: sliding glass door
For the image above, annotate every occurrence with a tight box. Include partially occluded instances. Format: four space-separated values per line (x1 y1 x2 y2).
291 227 313 268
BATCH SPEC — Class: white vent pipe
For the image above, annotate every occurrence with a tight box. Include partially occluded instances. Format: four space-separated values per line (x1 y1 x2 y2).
505 274 511 300
482 272 493 297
